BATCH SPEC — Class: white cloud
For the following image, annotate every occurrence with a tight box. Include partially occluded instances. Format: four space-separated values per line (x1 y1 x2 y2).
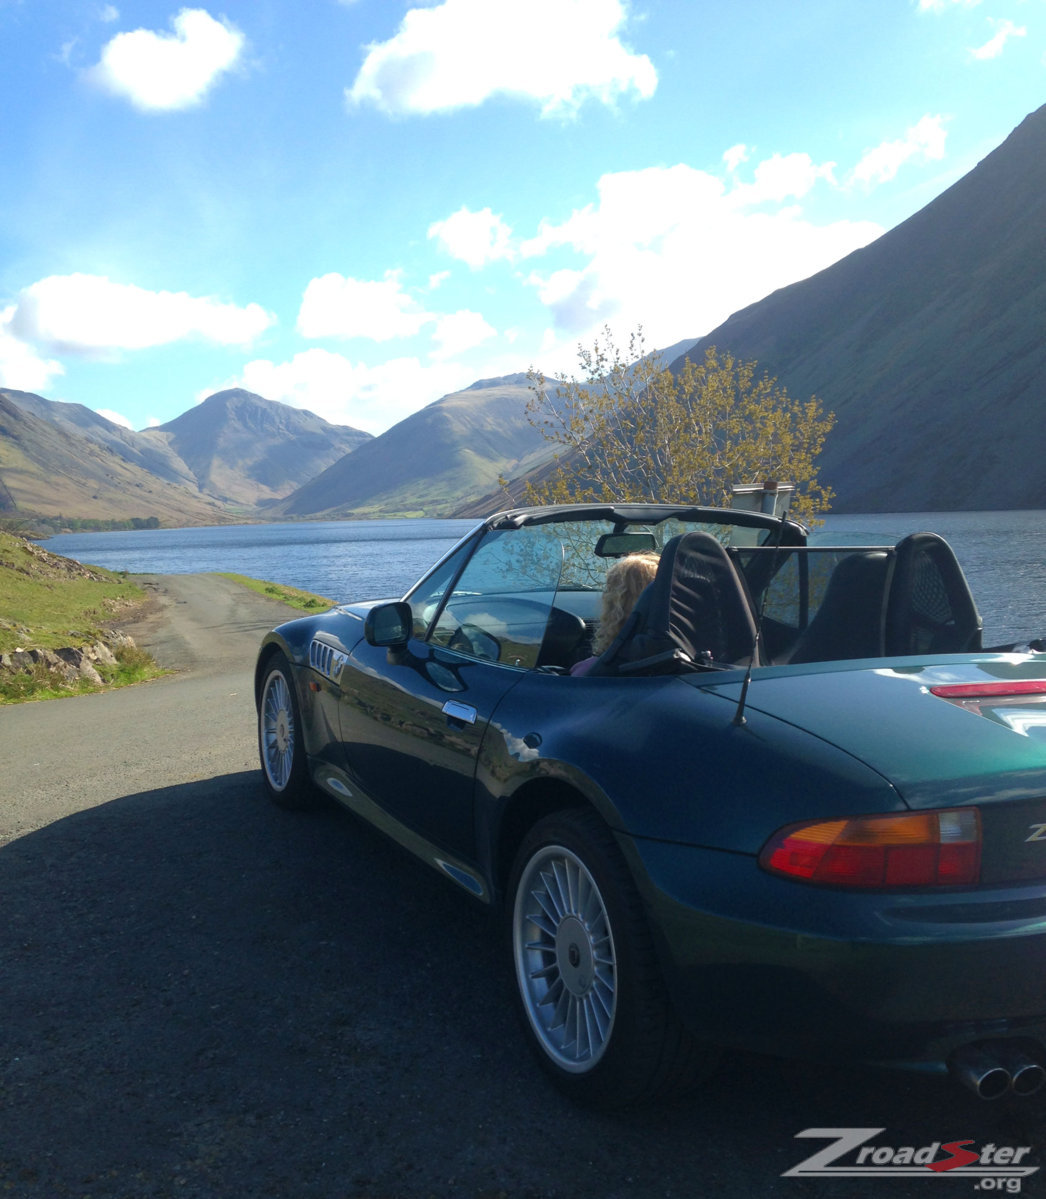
428 206 514 268
970 18 1026 60
95 408 133 428
0 307 65 392
297 271 434 341
86 8 244 111
431 310 497 359
728 152 836 206
346 0 656 117
516 155 883 354
100 5 119 22
723 143 749 173
9 274 274 356
851 114 948 187
916 0 980 12
227 347 472 433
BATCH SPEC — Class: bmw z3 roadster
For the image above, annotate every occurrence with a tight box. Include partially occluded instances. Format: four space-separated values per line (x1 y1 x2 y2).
255 502 1046 1108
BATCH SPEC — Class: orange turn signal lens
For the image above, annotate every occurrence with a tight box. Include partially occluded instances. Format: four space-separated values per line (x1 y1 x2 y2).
759 808 981 888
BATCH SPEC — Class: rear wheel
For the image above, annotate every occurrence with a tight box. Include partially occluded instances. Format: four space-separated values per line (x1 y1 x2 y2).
508 807 717 1108
258 651 322 809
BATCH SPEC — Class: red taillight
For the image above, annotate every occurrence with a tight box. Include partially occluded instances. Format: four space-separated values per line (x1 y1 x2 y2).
930 681 1046 699
759 809 981 888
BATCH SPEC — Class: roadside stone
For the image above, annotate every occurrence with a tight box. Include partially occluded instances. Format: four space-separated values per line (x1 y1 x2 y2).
2 650 38 673
53 647 105 685
1 633 134 690
87 641 117 666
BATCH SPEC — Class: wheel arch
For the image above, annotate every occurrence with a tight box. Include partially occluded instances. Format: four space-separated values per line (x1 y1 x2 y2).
254 634 294 707
491 777 595 906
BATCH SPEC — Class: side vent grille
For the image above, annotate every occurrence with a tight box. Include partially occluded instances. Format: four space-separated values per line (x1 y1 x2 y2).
309 639 349 682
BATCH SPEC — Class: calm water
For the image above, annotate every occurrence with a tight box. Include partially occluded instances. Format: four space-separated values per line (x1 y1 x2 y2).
45 519 479 606
44 510 1046 646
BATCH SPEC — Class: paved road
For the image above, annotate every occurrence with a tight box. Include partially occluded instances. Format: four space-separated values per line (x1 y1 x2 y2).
0 574 295 845
1 575 1045 1198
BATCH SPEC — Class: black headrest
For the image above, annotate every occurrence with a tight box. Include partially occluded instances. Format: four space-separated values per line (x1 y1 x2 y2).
591 531 758 676
885 532 982 654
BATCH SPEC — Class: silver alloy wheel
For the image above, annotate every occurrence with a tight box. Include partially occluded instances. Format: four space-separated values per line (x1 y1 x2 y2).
513 843 617 1073
261 669 294 791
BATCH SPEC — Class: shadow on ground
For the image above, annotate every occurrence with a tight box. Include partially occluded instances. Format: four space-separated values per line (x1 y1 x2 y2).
3 777 1044 1199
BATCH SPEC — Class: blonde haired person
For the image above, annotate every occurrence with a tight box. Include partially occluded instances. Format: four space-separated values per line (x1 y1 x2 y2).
570 551 660 677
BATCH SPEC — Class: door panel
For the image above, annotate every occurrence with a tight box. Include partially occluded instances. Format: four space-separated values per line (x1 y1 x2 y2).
337 638 521 858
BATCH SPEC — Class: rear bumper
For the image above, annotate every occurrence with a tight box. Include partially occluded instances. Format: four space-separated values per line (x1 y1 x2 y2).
626 836 1046 1070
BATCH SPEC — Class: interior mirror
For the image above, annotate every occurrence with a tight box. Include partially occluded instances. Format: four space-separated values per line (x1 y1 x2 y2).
595 532 657 558
364 601 413 648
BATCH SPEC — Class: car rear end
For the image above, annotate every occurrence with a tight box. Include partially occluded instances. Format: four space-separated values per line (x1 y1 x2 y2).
630 656 1046 1098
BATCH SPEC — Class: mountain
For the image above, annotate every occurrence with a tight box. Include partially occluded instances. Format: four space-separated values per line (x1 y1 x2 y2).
0 388 199 489
275 374 553 518
4 106 1045 525
0 392 231 527
0 386 371 527
143 389 371 508
665 104 1046 512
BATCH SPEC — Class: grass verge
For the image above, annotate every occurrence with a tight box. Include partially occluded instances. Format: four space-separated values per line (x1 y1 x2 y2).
0 530 168 703
216 574 336 612
0 642 164 704
0 536 334 704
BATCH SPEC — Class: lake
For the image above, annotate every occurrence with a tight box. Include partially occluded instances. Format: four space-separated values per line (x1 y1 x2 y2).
44 510 1046 647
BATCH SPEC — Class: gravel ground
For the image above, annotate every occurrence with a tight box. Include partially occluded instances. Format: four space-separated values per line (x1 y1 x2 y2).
1 575 1045 1199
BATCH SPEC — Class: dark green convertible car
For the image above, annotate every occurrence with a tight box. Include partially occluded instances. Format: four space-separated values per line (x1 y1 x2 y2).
255 502 1046 1107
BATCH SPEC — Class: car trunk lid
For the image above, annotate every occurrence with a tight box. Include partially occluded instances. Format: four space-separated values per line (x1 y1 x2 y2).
700 657 1046 884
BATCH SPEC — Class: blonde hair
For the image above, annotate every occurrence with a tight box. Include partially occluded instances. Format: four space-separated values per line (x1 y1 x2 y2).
593 551 660 654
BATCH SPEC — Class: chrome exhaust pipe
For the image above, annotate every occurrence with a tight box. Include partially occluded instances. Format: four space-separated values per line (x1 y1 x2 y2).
948 1045 1011 1100
994 1043 1046 1097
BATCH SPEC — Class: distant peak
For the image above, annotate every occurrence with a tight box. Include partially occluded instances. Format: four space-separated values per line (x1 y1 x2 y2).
465 373 532 391
200 388 269 407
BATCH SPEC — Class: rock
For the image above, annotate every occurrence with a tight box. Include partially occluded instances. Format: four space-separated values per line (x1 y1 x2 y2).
87 641 117 666
53 646 105 685
1 637 122 689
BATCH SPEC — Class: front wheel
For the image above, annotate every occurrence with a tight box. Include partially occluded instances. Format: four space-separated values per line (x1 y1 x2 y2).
258 651 323 810
508 808 717 1108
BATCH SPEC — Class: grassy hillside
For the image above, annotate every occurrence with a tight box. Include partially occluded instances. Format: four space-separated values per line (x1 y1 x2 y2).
147 388 371 506
0 394 232 532
0 531 160 702
668 104 1046 512
277 375 553 518
2 387 200 489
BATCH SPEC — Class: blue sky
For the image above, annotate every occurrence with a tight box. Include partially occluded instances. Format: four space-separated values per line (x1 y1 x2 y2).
1 0 1042 435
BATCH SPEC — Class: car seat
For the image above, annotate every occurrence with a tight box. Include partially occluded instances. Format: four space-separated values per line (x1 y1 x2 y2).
588 531 759 676
786 551 891 664
884 532 982 655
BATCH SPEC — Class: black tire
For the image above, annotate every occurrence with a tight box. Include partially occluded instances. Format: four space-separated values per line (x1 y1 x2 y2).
257 651 323 810
507 807 718 1108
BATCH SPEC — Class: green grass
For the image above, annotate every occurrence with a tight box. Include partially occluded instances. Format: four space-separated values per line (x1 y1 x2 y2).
0 532 148 653
0 534 336 703
217 573 336 612
0 531 168 702
0 641 164 704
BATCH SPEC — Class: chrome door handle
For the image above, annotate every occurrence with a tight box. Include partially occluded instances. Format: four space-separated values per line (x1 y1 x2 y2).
442 700 477 725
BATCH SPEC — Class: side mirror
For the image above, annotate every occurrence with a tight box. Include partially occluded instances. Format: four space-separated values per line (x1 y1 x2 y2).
364 601 413 649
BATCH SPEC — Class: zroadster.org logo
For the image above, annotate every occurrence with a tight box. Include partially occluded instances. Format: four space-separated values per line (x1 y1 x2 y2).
784 1129 1038 1192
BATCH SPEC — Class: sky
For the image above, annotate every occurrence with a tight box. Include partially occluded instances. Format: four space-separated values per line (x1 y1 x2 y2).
0 1 1042 436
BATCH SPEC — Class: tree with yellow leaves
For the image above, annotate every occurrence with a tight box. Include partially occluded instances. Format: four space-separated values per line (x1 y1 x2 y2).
523 327 835 525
